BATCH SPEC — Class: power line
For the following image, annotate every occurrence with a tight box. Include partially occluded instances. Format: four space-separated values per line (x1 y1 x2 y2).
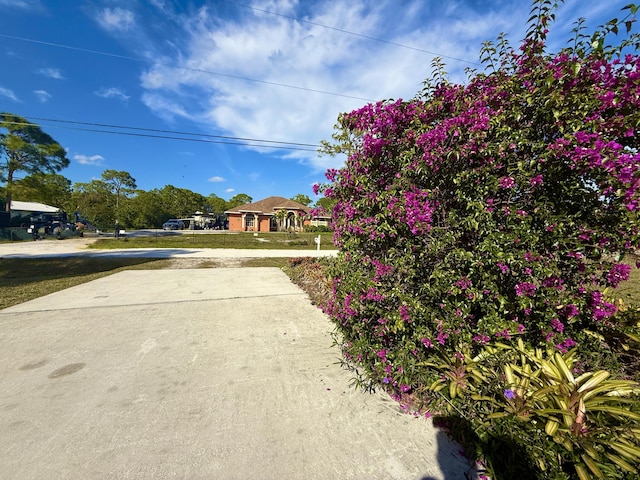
27 117 322 148
4 118 321 152
226 0 480 66
0 34 375 102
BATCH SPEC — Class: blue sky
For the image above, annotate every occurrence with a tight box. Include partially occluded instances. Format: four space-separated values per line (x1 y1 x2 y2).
0 0 634 203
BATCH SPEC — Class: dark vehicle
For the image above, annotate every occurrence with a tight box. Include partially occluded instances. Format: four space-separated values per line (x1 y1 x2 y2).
162 219 184 230
28 212 75 239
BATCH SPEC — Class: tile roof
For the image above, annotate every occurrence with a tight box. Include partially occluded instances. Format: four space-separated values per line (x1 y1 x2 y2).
225 196 310 215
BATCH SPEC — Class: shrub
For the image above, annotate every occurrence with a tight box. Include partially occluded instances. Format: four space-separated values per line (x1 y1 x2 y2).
303 225 332 233
316 1 640 477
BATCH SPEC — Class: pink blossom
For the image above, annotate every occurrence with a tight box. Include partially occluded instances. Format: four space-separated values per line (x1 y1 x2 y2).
607 263 631 288
551 318 565 333
515 282 537 297
499 176 515 189
563 304 579 318
455 276 472 290
529 174 544 187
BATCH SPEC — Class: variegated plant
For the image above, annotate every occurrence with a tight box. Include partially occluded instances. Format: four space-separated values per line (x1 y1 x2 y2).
467 339 640 479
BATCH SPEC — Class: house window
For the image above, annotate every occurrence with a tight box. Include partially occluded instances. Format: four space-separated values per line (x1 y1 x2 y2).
245 215 254 227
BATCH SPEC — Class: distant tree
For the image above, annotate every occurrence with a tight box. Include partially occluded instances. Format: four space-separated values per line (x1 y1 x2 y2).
12 172 71 208
101 169 136 208
314 196 337 215
227 193 252 209
157 185 207 218
70 179 114 229
125 189 165 228
290 193 312 206
206 193 228 213
0 113 69 213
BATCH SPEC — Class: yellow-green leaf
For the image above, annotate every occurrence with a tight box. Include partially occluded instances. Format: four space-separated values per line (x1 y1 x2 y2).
574 464 589 480
581 454 604 479
604 453 637 473
578 371 610 393
609 442 640 460
554 352 575 384
545 418 560 436
589 406 640 421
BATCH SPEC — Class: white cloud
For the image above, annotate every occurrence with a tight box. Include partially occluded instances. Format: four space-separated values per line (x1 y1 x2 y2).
95 87 130 102
137 0 508 173
141 92 192 122
0 86 19 102
34 89 51 102
208 176 225 182
74 154 105 166
37 67 64 80
224 188 235 193
96 7 135 32
137 0 616 174
0 0 42 9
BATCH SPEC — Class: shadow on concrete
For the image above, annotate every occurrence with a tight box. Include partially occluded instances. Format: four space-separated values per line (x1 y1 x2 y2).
430 414 543 480
81 248 194 259
1 248 197 260
418 430 477 480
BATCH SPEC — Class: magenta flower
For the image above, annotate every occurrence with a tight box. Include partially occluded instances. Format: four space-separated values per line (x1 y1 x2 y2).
497 262 509 274
563 304 579 318
607 263 631 288
556 338 577 353
529 174 544 187
499 176 515 189
550 318 564 333
455 276 472 290
515 282 537 297
421 338 434 348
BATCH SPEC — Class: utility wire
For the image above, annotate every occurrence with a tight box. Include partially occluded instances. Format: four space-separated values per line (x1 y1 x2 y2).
27 116 322 148
4 119 320 152
0 34 375 102
226 0 481 66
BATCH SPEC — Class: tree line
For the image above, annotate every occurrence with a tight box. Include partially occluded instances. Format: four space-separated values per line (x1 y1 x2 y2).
1 113 332 229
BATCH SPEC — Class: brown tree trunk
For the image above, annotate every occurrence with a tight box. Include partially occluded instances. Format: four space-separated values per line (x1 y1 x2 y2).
4 170 13 213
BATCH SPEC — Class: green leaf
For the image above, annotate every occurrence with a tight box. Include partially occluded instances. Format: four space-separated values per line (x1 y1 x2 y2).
588 406 640 421
581 454 604 479
609 441 640 460
604 452 637 473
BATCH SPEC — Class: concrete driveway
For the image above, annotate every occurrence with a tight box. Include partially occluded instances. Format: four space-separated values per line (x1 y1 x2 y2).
0 236 337 259
0 243 473 479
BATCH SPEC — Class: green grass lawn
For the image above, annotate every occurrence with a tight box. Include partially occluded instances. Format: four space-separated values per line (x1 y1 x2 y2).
610 255 640 305
0 256 292 310
0 257 171 309
89 231 336 250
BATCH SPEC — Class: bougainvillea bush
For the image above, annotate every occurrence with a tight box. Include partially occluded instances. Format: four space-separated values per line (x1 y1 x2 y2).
316 1 640 478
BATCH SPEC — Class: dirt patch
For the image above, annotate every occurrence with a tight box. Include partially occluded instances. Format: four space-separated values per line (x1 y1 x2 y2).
165 258 245 268
284 257 333 308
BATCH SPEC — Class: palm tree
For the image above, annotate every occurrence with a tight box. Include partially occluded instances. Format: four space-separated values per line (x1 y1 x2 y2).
274 209 287 231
